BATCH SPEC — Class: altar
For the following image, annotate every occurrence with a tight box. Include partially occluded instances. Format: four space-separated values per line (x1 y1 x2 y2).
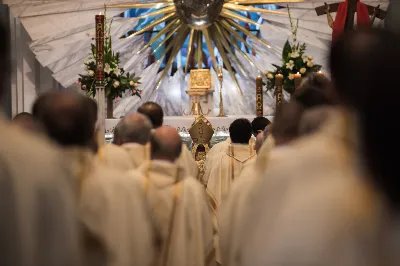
105 115 274 146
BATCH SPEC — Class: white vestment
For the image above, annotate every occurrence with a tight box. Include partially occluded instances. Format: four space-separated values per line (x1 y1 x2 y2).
97 144 134 171
122 143 150 169
177 144 199 178
79 158 155 266
205 144 256 207
131 160 215 266
0 117 81 266
221 109 397 266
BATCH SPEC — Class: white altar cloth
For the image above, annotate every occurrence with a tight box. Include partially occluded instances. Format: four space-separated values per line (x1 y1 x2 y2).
105 115 274 135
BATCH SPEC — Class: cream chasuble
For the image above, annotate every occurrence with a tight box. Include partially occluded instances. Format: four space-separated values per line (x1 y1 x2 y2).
132 160 215 266
221 109 391 266
97 144 134 171
0 117 81 266
122 143 150 169
79 162 155 266
177 144 199 178
205 144 256 207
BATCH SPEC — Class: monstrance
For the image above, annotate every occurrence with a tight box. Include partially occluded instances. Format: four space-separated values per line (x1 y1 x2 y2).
106 0 302 94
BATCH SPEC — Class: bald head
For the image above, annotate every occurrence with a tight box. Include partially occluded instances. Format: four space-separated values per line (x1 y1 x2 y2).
32 91 96 148
114 113 152 145
151 126 182 162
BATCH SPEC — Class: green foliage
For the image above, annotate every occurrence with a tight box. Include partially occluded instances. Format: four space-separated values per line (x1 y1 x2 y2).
265 39 323 91
78 16 142 100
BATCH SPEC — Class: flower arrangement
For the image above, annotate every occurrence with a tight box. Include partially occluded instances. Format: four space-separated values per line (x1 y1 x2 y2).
265 7 322 91
78 17 142 100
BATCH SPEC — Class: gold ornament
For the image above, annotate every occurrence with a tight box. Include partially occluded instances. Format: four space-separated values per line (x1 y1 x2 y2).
106 0 299 92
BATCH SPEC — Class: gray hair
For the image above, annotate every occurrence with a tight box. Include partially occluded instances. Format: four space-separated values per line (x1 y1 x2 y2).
117 113 153 145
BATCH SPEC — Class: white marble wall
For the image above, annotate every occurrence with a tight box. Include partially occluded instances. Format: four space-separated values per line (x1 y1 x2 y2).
9 16 58 116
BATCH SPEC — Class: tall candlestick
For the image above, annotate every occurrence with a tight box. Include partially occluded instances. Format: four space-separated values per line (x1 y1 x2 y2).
95 13 105 86
256 75 263 117
95 12 106 140
275 73 283 107
294 72 302 89
217 69 226 117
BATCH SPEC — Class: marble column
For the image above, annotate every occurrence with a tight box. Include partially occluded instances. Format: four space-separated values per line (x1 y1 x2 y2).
0 3 11 118
8 14 58 117
385 0 400 33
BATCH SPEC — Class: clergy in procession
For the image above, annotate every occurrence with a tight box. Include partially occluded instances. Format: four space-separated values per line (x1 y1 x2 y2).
0 23 81 266
113 113 153 168
32 91 155 266
129 126 215 266
203 118 256 206
204 117 267 165
138 101 199 177
221 29 400 266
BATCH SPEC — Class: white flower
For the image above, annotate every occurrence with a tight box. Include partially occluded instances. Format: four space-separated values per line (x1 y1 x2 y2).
113 81 120 88
88 70 95 77
300 67 307 74
267 73 274 79
286 60 295 70
104 63 111 74
113 68 121 76
291 50 300 58
288 73 295 80
307 61 314 68
308 56 314 61
129 80 135 87
302 55 308 63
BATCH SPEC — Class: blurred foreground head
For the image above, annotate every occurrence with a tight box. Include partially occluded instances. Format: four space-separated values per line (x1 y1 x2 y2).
114 113 152 145
12 112 41 132
137 102 164 128
0 22 9 101
151 126 182 162
32 91 97 148
330 29 400 208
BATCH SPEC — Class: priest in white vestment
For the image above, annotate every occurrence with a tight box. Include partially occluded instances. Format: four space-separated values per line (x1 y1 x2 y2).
221 30 400 266
32 91 155 266
203 119 257 205
129 126 215 266
0 116 81 266
113 113 153 168
138 102 198 177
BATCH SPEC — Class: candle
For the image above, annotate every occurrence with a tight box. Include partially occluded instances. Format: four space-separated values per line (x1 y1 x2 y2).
275 73 283 86
294 72 302 89
256 75 263 117
95 13 105 86
317 71 324 77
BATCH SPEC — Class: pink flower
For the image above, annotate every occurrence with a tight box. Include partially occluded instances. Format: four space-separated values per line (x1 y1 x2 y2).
116 97 121 101
76 80 79 84
82 85 87 89
133 90 137 94
139 90 143 95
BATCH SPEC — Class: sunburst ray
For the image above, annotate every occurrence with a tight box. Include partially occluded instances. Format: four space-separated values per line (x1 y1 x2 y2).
127 12 176 39
219 20 253 52
196 31 203 69
210 26 243 95
185 29 196 74
227 0 302 4
152 24 182 55
155 27 190 90
136 5 176 19
106 2 173 9
202 28 218 73
220 8 261 27
136 18 180 55
223 3 287 15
